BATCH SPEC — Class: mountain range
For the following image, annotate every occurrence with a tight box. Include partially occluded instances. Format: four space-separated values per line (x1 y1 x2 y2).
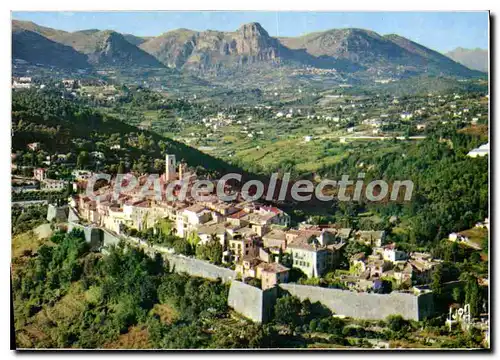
445 47 488 72
12 20 163 68
12 19 484 80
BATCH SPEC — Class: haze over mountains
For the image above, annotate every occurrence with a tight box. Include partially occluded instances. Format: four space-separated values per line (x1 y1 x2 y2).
445 47 488 72
12 19 485 80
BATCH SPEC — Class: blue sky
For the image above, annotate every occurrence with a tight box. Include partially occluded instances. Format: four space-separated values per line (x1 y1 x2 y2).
12 11 489 53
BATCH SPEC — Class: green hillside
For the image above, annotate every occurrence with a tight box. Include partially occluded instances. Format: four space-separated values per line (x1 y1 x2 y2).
11 90 242 177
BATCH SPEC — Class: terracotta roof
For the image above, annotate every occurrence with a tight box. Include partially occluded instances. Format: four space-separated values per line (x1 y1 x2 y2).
184 204 206 213
225 223 243 231
409 259 437 272
235 226 258 238
259 205 283 215
241 256 262 267
135 200 150 208
328 242 347 251
125 199 145 206
242 212 276 224
197 223 227 235
288 229 322 238
287 235 323 251
262 229 287 241
256 262 290 273
228 209 247 219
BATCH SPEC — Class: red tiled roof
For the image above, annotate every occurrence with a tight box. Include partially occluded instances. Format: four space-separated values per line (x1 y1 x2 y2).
260 205 282 214
228 209 247 219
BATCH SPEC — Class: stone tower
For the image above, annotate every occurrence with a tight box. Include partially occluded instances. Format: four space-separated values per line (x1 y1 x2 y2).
165 154 176 181
178 162 183 180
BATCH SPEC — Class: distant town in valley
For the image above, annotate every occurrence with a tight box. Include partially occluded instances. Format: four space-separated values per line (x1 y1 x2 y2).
11 11 489 350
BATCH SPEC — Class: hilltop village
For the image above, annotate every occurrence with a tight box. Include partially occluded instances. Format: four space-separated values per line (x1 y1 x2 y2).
43 154 447 294
9 13 491 349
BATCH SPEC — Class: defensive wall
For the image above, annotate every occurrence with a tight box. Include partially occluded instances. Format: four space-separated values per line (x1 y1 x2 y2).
279 283 436 321
46 204 68 222
64 216 440 323
162 253 237 283
67 222 102 251
228 281 278 323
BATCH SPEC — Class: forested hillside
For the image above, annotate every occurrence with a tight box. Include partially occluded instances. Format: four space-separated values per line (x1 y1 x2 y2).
319 127 488 247
11 90 242 177
12 230 237 348
12 229 486 349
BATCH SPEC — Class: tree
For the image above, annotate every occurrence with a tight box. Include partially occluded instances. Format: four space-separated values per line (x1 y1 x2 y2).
431 263 444 298
278 247 284 264
245 277 261 289
138 133 149 151
274 295 303 328
464 275 481 318
117 161 125 174
345 241 372 259
386 315 409 333
173 238 194 256
309 318 318 332
316 316 345 336
64 181 73 198
445 242 460 262
469 252 481 264
195 237 223 265
481 237 488 254
452 287 464 304
374 279 393 294
152 158 164 172
187 232 201 246
76 151 89 169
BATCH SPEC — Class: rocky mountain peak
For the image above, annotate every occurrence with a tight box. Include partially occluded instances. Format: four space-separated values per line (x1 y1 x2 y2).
12 19 483 77
238 22 269 38
234 22 279 57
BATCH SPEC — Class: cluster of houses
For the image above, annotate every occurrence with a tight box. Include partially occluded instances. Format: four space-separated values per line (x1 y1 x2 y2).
12 75 123 102
69 154 443 292
12 76 32 89
348 245 441 291
201 112 237 131
183 91 486 154
71 157 298 289
13 167 95 194
32 168 66 191
12 77 80 91
289 67 339 76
